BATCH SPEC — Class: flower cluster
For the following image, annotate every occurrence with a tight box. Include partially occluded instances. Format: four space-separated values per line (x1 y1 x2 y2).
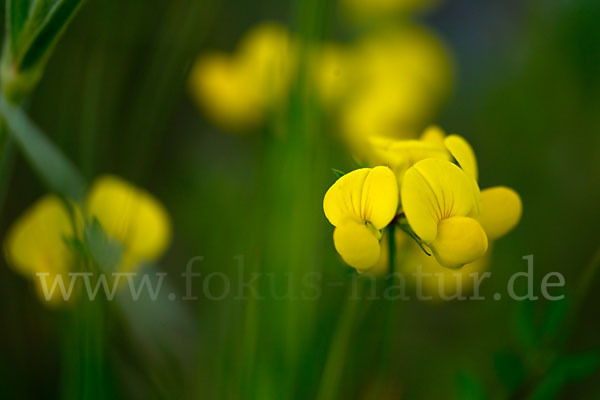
188 21 451 144
323 126 522 272
311 25 452 150
188 22 295 132
4 175 171 304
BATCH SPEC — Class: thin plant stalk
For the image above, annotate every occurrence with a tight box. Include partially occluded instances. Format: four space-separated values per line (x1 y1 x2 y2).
315 284 367 400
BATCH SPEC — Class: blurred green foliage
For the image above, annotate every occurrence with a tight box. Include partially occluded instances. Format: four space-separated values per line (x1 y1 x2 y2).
0 0 599 399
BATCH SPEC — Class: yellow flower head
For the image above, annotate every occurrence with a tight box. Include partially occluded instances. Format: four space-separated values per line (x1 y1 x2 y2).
401 158 487 269
442 134 522 241
367 125 450 181
4 196 76 304
4 175 172 304
86 175 172 271
399 129 522 269
336 26 453 153
310 43 352 108
323 166 398 272
188 22 295 132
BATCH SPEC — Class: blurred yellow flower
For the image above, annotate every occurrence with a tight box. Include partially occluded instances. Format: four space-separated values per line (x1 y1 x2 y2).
323 167 398 272
4 175 171 304
4 196 76 304
396 128 521 269
367 125 450 182
310 43 351 108
401 158 488 269
328 25 453 153
188 22 295 132
86 175 172 272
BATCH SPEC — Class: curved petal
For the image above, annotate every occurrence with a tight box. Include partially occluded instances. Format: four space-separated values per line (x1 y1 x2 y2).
420 125 446 146
478 186 522 240
324 166 397 229
333 218 381 272
444 134 478 181
401 159 477 243
360 166 398 229
86 176 172 270
431 216 488 269
188 53 262 131
237 22 295 103
323 168 370 227
4 196 73 278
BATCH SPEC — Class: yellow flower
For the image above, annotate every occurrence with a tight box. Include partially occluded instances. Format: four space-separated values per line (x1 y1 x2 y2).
86 175 172 271
336 26 453 153
310 43 352 108
323 167 398 272
4 196 76 304
188 22 295 132
400 129 522 268
442 134 522 240
401 158 488 269
4 175 171 304
367 125 450 182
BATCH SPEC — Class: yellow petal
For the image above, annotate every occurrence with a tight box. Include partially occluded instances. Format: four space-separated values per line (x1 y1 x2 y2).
86 176 172 270
188 53 262 131
360 166 399 229
430 216 488 269
401 159 477 243
444 134 478 181
323 168 370 227
311 43 350 107
333 218 381 272
477 186 522 240
237 22 295 103
368 136 449 176
4 196 74 279
34 272 77 307
323 167 397 229
420 125 446 146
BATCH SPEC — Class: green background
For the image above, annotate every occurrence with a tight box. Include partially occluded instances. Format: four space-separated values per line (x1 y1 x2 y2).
0 0 599 398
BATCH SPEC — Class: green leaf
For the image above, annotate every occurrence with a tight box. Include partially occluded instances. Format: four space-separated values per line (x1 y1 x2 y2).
540 291 569 343
0 95 86 200
456 370 487 400
397 217 431 256
2 0 86 102
6 0 32 57
83 218 123 273
528 351 600 400
19 0 85 70
494 350 526 394
513 300 538 350
331 168 345 178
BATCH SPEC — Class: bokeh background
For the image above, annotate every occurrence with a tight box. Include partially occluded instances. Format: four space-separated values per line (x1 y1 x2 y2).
0 0 599 398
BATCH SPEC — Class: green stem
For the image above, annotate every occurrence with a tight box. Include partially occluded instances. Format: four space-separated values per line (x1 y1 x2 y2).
0 119 16 222
574 247 600 310
61 263 109 400
316 283 367 400
388 224 396 276
376 226 398 389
